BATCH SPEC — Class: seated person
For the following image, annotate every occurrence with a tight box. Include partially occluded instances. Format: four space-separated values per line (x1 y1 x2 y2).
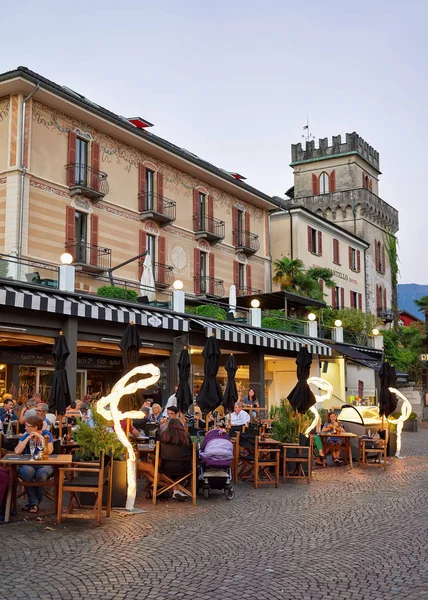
160 406 181 431
133 407 151 431
119 419 140 438
162 386 178 417
225 402 250 427
19 399 37 424
65 400 83 423
35 403 55 430
0 397 18 423
14 415 53 513
139 417 192 501
322 411 346 466
149 403 163 423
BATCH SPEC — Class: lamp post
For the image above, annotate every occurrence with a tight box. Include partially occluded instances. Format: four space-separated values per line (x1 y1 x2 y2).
58 253 75 293
306 312 318 338
172 280 185 313
249 299 261 327
333 319 343 343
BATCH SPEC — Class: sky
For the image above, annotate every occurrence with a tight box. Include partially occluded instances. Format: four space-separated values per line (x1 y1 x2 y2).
1 0 427 284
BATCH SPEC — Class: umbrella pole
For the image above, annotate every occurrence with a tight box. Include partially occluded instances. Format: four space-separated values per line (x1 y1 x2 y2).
58 413 63 440
126 418 131 440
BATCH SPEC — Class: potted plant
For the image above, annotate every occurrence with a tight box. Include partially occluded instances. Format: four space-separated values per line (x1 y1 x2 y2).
270 398 312 443
389 411 418 433
73 411 128 506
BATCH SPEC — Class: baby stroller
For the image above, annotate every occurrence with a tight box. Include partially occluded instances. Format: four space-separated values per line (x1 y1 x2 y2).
198 430 235 500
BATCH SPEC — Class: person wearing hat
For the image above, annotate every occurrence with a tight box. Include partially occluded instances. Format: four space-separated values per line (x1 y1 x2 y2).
0 396 17 423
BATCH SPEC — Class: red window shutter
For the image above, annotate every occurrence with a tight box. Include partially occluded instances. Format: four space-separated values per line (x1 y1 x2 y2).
138 164 146 212
139 230 147 278
307 226 313 253
358 293 362 311
368 178 372 191
362 172 366 188
245 210 250 248
333 239 338 263
332 287 337 309
317 231 322 256
157 235 166 284
67 131 77 186
357 250 361 272
383 288 387 309
193 189 200 231
382 244 386 274
330 170 336 193
246 264 252 291
232 207 238 246
374 239 379 271
312 173 319 195
350 291 354 308
90 214 99 266
194 248 201 294
376 285 380 310
209 253 215 295
91 142 100 191
207 195 214 233
348 246 353 269
340 287 344 309
233 260 239 288
157 172 164 213
65 206 75 258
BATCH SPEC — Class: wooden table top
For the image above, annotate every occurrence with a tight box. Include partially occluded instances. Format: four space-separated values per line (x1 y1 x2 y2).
0 454 73 466
318 432 357 438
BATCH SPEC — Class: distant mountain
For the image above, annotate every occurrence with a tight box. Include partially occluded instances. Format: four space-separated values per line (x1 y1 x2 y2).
397 283 428 316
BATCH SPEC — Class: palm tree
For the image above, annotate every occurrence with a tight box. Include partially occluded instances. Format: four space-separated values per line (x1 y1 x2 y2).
272 258 335 301
273 257 305 289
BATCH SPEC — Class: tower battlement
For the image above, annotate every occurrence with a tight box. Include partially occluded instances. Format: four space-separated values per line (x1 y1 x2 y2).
291 132 380 171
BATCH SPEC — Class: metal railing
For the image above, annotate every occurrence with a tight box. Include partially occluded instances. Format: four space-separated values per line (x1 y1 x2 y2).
65 163 109 197
194 275 225 297
233 230 260 253
193 215 225 240
236 286 263 296
0 253 59 288
138 192 176 221
154 262 174 287
65 241 112 270
377 308 393 321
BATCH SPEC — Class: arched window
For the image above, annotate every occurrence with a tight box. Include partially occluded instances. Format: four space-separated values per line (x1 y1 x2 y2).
319 172 329 194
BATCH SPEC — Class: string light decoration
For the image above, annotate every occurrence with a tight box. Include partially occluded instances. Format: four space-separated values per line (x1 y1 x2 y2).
97 364 160 511
304 377 334 436
387 387 412 458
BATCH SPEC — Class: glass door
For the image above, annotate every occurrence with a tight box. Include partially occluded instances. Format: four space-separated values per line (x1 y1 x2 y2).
75 138 88 185
75 211 88 263
146 169 154 210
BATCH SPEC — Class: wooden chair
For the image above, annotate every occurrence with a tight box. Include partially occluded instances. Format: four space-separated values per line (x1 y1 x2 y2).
358 433 388 471
282 435 313 484
237 433 280 488
56 450 113 525
152 441 197 507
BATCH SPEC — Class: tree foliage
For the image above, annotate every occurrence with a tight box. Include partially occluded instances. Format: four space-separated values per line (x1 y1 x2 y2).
319 307 381 345
269 398 312 443
97 285 139 303
383 323 425 382
74 410 125 461
272 257 335 301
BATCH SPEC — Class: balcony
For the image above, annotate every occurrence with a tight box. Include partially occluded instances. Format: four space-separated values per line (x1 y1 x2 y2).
65 241 111 273
154 262 174 289
65 163 109 201
237 286 263 296
233 230 260 255
193 215 225 244
194 275 225 298
377 308 394 323
139 193 176 225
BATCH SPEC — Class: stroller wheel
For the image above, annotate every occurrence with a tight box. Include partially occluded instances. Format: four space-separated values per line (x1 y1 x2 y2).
224 486 235 500
203 486 210 500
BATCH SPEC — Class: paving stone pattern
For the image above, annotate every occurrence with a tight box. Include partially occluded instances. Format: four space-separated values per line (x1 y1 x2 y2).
2 429 428 600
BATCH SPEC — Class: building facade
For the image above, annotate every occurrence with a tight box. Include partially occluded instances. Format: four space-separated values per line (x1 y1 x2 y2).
270 206 369 310
0 67 275 301
283 133 399 317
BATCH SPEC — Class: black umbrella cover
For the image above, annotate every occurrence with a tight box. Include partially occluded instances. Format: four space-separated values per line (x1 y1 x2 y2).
287 346 316 414
119 323 142 412
48 333 72 416
176 348 192 413
378 362 398 417
196 335 224 414
222 354 238 413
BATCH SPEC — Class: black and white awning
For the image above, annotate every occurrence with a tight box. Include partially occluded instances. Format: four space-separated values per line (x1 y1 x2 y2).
0 285 188 332
192 319 332 356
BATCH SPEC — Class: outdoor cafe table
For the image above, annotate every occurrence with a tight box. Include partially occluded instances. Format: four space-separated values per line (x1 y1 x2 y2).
0 454 73 522
317 432 358 468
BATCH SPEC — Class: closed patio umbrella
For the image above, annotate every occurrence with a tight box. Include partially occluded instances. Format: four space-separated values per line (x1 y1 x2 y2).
378 361 398 417
48 332 71 416
118 323 142 412
287 346 316 414
196 335 223 415
222 353 238 413
140 253 156 302
176 347 192 413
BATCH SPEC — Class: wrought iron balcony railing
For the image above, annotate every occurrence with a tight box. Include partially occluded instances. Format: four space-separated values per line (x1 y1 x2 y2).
377 308 394 322
65 240 112 272
154 262 174 288
236 286 263 296
193 215 225 243
233 230 260 254
65 163 109 199
194 275 225 297
139 192 176 224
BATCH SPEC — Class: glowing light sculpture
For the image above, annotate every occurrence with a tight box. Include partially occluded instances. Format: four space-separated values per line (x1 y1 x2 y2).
304 377 334 436
387 387 412 458
97 364 160 511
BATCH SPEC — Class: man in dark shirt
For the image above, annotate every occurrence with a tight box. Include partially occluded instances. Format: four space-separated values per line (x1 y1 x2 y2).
0 399 18 423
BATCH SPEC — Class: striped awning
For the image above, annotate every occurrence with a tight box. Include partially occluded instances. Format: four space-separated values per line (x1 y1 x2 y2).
0 285 188 332
192 319 332 356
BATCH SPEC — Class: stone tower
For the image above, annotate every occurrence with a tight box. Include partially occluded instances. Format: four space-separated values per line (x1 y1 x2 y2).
285 132 399 316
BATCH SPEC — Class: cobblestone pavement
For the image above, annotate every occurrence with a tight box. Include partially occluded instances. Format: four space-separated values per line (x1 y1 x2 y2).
2 429 428 600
